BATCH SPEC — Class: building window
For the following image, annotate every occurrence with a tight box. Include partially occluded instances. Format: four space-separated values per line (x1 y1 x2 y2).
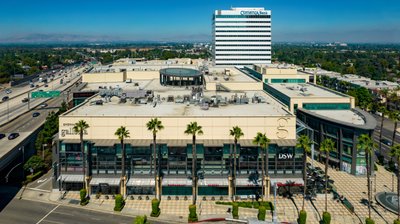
270 79 306 84
302 103 351 110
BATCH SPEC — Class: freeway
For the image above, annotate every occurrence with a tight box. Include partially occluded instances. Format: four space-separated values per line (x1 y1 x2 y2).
0 74 85 171
0 66 86 126
0 199 142 224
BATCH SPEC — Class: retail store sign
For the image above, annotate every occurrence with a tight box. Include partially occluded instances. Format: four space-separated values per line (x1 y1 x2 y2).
278 153 293 160
60 123 88 137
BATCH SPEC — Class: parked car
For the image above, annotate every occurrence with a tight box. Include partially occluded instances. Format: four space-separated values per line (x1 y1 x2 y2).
0 133 5 139
22 98 29 103
5 89 12 94
381 139 392 146
2 96 9 102
44 84 48 87
8 133 19 140
32 112 40 117
40 103 48 108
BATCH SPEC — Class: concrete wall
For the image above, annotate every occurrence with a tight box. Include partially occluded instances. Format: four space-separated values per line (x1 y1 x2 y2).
126 71 159 80
205 82 262 91
82 71 126 83
59 115 296 141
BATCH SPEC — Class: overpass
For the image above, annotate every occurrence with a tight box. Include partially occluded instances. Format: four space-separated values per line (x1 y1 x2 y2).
0 72 86 174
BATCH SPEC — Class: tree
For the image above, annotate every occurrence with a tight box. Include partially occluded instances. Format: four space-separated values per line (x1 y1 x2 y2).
390 144 400 222
115 126 130 197
357 134 376 220
23 155 46 173
73 120 89 191
296 135 312 211
320 138 336 212
184 122 203 205
390 111 400 145
253 132 270 200
146 118 164 200
230 126 244 201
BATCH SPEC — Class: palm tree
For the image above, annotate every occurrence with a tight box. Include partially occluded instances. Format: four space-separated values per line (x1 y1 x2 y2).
115 126 130 197
390 144 400 221
357 134 376 220
319 138 336 212
229 126 244 201
184 122 203 205
146 118 164 200
253 132 270 200
73 120 89 192
389 111 400 145
296 135 312 211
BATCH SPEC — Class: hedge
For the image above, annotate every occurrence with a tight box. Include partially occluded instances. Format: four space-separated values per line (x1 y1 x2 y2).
394 219 400 224
257 206 266 221
134 215 148 224
150 198 160 217
366 218 375 224
232 203 239 219
114 194 125 211
322 211 331 224
25 171 43 184
216 201 273 210
80 189 89 206
298 210 307 224
188 205 198 222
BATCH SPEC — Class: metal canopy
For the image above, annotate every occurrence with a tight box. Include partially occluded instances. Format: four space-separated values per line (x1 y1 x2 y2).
90 177 120 186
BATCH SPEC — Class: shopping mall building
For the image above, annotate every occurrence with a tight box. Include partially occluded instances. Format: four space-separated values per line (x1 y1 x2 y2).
53 61 376 198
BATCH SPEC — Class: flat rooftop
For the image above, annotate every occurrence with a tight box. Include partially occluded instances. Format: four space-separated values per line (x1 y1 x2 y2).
267 83 347 98
67 80 291 117
308 110 365 125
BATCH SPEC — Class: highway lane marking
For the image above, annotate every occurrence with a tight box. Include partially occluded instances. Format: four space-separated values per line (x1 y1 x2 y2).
36 204 60 224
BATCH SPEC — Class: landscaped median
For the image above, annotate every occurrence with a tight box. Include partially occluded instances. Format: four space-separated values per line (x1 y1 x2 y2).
215 201 274 210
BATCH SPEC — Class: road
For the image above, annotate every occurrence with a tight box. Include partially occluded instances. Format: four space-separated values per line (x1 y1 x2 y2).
0 65 86 126
372 114 400 163
0 199 143 224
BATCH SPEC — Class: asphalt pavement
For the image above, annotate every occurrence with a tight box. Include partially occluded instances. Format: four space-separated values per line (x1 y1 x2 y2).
0 199 138 224
372 113 400 163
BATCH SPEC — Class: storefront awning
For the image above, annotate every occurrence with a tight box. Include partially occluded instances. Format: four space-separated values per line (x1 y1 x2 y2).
58 174 84 183
199 178 229 187
127 178 155 186
270 178 304 187
162 178 192 186
90 177 120 186
61 139 81 144
92 139 119 147
236 178 260 186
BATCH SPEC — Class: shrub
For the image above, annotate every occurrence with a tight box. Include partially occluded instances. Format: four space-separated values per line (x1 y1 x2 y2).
377 155 384 165
322 211 331 224
232 202 239 219
394 219 400 224
114 194 125 211
298 210 307 224
134 215 148 224
374 163 378 171
80 189 89 206
257 206 266 221
150 198 161 217
25 171 43 184
366 218 375 224
188 204 198 222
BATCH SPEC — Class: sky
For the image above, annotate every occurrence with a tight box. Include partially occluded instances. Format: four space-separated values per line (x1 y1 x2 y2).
0 0 399 43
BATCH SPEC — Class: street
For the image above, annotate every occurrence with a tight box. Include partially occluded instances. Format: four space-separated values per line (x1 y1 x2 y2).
0 199 138 224
372 114 400 163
